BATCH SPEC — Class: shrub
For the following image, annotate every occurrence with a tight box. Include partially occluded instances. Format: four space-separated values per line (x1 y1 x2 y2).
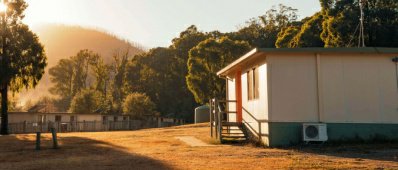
123 93 157 119
69 89 102 113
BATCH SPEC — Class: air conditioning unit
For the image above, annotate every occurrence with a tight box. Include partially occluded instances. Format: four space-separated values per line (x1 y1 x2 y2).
303 123 328 142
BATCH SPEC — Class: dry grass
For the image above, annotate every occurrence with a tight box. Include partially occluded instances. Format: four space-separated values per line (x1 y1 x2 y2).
0 123 397 170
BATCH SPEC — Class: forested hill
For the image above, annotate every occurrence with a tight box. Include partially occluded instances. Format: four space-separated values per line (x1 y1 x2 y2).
19 24 144 104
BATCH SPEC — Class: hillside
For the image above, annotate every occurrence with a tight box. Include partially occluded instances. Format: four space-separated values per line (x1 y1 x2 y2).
18 24 144 105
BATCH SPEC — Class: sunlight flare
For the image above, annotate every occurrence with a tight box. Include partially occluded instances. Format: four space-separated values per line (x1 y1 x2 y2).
0 2 7 13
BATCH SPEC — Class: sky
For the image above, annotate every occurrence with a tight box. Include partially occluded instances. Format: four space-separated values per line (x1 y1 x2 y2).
23 0 321 48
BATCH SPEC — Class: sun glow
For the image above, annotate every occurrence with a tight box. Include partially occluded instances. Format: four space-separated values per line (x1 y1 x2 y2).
0 3 8 13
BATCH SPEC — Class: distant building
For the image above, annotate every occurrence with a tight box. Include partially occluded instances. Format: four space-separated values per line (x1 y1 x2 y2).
8 112 129 124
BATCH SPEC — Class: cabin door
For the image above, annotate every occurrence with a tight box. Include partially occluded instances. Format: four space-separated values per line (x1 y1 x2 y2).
235 70 243 123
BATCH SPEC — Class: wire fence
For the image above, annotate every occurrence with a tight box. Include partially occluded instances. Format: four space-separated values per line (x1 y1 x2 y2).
4 120 183 134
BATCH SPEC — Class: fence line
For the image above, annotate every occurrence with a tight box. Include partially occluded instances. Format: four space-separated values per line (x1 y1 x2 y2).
4 119 183 134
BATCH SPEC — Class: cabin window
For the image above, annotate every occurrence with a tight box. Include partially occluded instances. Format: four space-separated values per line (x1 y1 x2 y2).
38 115 47 123
247 67 259 100
123 116 128 121
55 115 62 122
114 116 118 122
102 116 108 122
70 116 75 122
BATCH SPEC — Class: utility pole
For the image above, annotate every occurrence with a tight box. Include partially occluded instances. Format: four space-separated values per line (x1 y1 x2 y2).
358 0 366 47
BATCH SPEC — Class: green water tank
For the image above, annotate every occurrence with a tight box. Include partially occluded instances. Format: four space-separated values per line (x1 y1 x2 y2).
195 105 210 123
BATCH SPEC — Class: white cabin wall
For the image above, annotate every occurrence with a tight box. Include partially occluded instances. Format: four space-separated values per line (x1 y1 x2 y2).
77 115 102 122
240 57 269 142
321 54 398 123
268 54 319 122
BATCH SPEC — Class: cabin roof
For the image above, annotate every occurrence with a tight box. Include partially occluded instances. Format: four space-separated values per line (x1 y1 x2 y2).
217 47 398 76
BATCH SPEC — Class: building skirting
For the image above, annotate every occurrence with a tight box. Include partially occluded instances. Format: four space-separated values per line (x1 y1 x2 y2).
267 122 398 147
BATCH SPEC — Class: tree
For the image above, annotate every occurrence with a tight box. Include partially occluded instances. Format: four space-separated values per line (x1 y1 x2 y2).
90 55 110 98
49 49 99 111
276 12 324 48
291 12 324 47
186 36 251 104
231 4 298 48
0 0 47 134
125 26 209 121
275 26 300 48
110 50 130 113
123 92 157 119
70 50 97 95
5 94 20 112
69 89 101 114
320 0 398 47
49 59 74 111
169 26 210 119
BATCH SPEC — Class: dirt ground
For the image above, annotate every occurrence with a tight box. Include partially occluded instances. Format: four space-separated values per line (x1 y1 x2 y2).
0 123 397 170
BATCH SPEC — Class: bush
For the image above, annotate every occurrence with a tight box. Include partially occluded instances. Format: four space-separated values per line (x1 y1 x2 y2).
123 93 157 119
69 89 102 113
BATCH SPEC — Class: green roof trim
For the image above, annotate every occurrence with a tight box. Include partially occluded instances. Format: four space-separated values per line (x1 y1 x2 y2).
217 47 398 76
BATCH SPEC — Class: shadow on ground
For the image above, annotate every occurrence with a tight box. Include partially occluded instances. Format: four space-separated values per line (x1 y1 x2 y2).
286 143 398 162
0 134 172 170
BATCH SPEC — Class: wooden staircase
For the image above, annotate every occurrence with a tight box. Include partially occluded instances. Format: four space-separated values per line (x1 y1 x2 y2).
221 122 247 142
210 99 248 143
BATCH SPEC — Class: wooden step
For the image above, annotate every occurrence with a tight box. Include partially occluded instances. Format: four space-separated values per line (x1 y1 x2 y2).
221 132 245 135
221 122 241 126
222 135 247 139
221 128 242 131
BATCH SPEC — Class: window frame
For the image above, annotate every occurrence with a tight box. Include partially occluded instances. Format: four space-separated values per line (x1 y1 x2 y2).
247 67 260 101
55 115 62 122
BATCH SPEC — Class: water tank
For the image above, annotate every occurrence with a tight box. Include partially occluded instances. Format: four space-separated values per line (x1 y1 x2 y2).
195 105 210 123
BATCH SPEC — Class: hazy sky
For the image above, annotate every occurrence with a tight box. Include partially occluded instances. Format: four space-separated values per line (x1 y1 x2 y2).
23 0 321 48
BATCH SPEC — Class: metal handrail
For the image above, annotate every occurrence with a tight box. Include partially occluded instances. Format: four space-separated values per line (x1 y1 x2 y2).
242 107 268 123
241 107 269 139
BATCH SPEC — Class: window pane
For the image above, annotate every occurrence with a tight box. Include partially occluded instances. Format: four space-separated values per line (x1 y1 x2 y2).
247 71 253 100
55 115 62 122
254 67 259 99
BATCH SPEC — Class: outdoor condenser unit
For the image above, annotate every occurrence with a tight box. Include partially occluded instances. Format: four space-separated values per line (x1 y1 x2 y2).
303 123 328 142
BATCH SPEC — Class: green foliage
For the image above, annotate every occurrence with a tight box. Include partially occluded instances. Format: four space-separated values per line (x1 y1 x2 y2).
3 94 21 112
49 59 74 111
49 50 100 110
291 12 325 47
231 4 298 48
89 54 110 98
276 12 324 48
123 92 157 119
69 89 102 113
186 36 251 104
320 0 398 47
275 26 300 48
125 26 209 121
110 50 130 113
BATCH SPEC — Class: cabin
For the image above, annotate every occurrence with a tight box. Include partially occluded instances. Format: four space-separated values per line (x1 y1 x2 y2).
216 48 398 147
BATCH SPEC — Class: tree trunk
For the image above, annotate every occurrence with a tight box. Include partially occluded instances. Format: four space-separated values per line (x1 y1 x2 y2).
0 86 8 135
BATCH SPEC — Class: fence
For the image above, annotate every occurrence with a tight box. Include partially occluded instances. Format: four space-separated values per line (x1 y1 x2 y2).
4 119 183 134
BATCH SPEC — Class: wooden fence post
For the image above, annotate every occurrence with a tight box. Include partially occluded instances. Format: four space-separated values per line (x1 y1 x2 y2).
51 128 58 149
210 98 213 138
214 99 219 140
36 132 41 150
216 99 222 142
